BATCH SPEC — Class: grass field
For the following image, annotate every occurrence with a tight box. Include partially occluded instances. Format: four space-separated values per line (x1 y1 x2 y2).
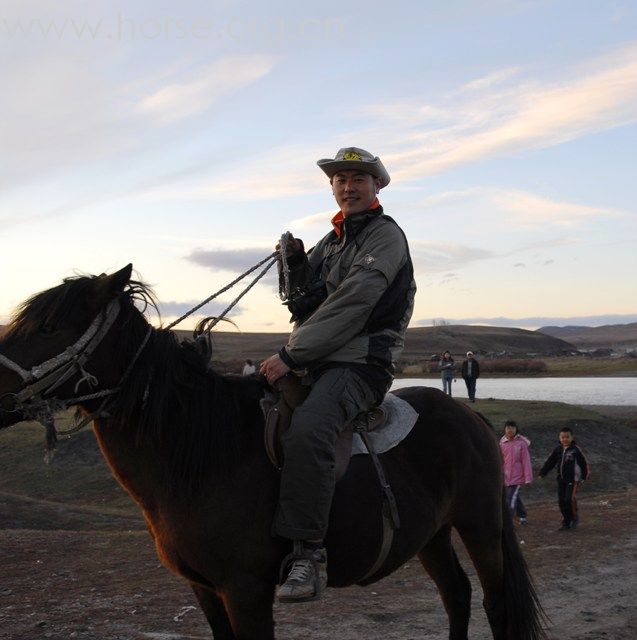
1 399 635 521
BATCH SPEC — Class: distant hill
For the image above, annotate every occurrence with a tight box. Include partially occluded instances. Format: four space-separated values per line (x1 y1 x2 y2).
537 323 637 351
0 323 577 363
388 325 576 359
171 324 577 366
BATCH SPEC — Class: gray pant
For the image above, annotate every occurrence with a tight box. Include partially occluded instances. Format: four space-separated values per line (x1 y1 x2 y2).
273 367 379 541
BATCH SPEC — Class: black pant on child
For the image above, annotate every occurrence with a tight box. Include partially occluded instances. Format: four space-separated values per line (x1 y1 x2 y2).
557 479 579 525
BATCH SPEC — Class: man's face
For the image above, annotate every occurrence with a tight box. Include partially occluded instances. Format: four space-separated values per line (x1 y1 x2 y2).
331 170 380 217
559 431 573 448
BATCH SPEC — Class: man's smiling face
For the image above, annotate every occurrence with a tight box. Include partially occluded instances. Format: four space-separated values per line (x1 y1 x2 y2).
331 170 380 217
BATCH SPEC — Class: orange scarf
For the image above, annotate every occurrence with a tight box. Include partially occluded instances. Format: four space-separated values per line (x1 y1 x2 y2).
330 198 380 238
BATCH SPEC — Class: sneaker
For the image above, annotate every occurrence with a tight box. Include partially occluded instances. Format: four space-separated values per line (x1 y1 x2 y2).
277 544 327 603
519 517 527 525
558 523 571 531
569 520 578 530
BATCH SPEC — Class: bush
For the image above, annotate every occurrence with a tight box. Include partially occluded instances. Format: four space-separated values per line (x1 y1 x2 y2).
480 359 548 375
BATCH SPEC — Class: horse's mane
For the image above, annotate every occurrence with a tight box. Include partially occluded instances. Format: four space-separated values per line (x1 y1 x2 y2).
6 274 265 495
6 275 105 338
115 323 265 494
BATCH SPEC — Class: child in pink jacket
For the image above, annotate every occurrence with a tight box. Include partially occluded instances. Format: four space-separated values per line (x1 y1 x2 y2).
499 419 533 524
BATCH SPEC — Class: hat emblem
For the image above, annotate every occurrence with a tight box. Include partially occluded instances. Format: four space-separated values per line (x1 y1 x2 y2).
343 151 362 161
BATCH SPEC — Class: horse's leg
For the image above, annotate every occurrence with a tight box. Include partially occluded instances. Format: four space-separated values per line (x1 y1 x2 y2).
417 525 471 640
221 581 276 640
190 584 236 640
455 521 506 640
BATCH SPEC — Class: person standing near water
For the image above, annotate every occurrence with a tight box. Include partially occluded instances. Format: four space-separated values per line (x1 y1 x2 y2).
461 351 480 402
439 350 455 396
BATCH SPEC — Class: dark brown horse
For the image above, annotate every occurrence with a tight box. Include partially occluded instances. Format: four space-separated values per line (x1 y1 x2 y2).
0 265 545 640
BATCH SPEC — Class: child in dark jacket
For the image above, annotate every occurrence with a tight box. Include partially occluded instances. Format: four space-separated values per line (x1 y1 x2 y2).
539 427 590 530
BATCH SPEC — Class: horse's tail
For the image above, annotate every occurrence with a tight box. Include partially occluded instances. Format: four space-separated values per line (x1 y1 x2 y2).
501 496 548 639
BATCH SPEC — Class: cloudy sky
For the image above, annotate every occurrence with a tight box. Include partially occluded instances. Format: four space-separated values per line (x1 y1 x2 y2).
1 0 636 332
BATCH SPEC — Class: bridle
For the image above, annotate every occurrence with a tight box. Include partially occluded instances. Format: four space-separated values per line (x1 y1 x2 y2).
0 246 288 455
0 298 152 454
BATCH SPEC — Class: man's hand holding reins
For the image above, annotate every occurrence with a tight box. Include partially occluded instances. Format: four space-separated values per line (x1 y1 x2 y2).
260 354 291 386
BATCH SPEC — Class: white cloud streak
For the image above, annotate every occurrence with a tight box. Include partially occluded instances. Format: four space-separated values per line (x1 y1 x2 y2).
383 45 637 181
410 241 495 274
143 45 637 201
419 186 630 228
0 53 278 191
137 55 278 125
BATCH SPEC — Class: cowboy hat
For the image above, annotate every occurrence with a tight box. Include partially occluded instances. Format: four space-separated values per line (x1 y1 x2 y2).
317 147 390 188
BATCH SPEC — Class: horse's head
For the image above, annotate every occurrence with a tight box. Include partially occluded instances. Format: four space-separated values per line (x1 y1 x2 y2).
0 264 145 429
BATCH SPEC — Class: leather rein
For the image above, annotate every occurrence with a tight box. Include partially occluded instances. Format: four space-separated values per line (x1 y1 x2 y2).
0 298 152 456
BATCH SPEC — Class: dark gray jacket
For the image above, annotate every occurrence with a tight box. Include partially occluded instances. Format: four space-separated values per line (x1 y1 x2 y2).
279 206 416 373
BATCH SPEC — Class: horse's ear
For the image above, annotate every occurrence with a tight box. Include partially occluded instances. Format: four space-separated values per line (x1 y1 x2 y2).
99 264 133 298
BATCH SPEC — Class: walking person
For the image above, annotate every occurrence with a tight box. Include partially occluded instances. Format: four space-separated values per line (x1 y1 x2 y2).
499 420 532 524
439 350 455 396
461 351 480 402
539 427 590 530
259 147 416 602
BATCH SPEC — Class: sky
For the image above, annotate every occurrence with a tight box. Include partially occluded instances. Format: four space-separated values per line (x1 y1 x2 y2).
1 0 636 333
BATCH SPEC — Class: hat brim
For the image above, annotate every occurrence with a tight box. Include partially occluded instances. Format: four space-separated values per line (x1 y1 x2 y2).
317 158 390 188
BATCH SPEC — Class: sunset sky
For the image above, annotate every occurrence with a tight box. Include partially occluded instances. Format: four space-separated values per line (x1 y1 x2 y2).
1 0 636 332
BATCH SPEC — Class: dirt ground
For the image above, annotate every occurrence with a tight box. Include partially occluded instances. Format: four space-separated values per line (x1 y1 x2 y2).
0 490 635 640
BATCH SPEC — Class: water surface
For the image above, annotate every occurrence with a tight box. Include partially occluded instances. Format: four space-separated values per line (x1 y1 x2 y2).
391 377 637 406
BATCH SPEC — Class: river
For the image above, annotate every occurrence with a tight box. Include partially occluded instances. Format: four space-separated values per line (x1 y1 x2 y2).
391 377 637 406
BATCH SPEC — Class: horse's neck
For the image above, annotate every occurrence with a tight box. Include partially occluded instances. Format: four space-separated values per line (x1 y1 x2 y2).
90 381 269 511
91 419 163 510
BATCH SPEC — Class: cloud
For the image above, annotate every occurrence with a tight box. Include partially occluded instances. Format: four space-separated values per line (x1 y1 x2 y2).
410 241 496 273
134 46 637 203
439 272 459 285
457 67 521 92
186 247 275 272
158 299 243 319
141 142 328 202
367 45 637 182
0 52 278 193
0 53 134 189
137 54 278 125
289 210 333 229
419 186 630 229
185 247 280 292
488 189 628 227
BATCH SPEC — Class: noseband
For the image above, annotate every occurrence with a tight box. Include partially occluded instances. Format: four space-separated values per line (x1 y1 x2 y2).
0 298 152 454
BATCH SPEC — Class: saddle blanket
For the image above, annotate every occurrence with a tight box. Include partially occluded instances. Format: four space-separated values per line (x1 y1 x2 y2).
351 392 419 456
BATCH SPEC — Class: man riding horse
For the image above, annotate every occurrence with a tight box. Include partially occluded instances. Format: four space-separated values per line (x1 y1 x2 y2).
260 147 416 602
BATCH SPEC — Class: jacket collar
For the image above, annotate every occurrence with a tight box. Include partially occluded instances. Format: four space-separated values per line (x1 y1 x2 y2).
330 201 383 240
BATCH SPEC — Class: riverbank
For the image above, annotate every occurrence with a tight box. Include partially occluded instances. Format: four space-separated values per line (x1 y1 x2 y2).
398 355 637 378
